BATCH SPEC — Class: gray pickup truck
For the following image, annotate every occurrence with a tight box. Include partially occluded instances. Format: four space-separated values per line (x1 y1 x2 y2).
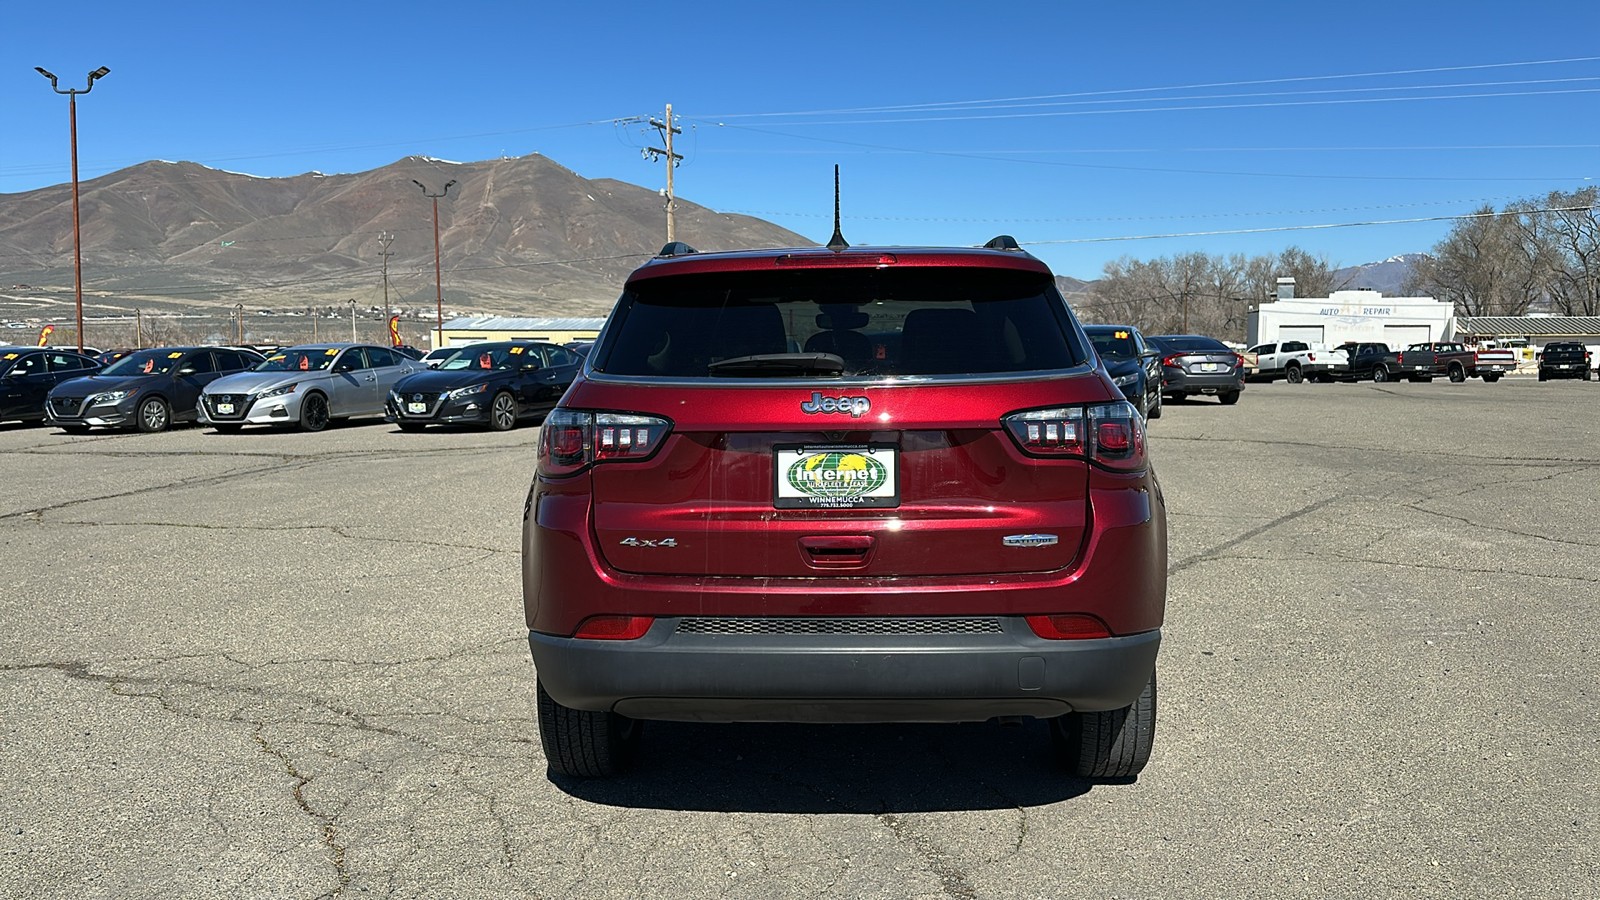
1333 342 1436 382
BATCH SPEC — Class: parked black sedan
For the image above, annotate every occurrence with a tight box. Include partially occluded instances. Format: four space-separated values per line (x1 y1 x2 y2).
1084 324 1162 420
1148 334 1246 405
1 347 102 424
385 340 580 431
46 346 264 433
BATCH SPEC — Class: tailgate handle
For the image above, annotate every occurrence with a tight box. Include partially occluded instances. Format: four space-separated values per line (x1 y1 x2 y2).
799 535 875 569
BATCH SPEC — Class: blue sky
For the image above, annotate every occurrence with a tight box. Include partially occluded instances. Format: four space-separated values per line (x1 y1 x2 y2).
4 0 1598 281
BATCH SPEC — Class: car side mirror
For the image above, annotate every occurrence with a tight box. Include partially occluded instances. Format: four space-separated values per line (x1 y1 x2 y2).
178 366 196 375
522 361 542 371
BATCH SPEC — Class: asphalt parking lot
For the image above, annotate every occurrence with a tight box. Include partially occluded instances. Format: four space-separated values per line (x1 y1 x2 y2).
1 379 1596 899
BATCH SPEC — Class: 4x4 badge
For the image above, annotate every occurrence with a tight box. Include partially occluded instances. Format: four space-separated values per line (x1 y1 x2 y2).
620 537 677 548
800 392 870 418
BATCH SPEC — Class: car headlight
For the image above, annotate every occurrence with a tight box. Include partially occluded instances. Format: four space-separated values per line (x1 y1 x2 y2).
88 389 138 404
1113 372 1139 387
257 383 298 399
445 383 488 401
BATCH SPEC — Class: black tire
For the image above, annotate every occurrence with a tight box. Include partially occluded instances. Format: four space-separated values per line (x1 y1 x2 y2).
136 397 171 434
537 679 640 778
1586 371 1593 382
1053 671 1156 779
1449 365 1466 383
1372 366 1390 383
488 391 517 432
398 422 427 433
1538 371 1548 382
1285 365 1303 384
1218 391 1240 406
1483 374 1501 383
1146 389 1162 420
299 393 330 432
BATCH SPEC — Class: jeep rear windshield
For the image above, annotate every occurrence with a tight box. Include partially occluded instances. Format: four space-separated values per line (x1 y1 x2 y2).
592 267 1089 378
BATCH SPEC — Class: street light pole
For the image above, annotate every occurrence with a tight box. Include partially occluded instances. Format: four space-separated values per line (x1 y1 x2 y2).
412 179 455 345
36 65 110 354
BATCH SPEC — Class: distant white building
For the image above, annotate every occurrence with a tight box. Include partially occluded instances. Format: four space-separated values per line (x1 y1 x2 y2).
1246 278 1455 348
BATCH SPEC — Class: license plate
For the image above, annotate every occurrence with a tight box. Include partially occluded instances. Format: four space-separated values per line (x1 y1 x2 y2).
1201 362 1222 372
408 402 427 413
217 403 234 414
775 444 899 509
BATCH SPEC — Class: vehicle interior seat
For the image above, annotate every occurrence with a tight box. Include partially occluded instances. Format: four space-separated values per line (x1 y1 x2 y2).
898 307 985 375
803 307 874 370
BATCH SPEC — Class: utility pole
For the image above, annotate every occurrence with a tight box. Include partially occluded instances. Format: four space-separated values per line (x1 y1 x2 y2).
349 299 357 342
376 231 395 327
1182 291 1190 334
234 303 244 345
644 104 683 244
413 180 456 341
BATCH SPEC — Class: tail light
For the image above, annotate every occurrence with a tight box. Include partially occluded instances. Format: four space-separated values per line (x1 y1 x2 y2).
1160 354 1184 367
538 408 672 477
1233 353 1245 368
1307 353 1316 362
1396 352 1405 365
1002 401 1146 471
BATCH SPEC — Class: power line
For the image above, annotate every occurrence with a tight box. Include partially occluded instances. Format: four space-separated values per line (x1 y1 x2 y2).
1022 203 1599 246
693 55 1600 119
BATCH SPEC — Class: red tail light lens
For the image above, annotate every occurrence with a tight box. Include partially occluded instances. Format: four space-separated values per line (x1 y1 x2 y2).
572 615 654 640
1025 614 1112 639
1000 407 1086 456
538 409 672 477
1002 401 1146 471
1233 353 1245 368
1160 354 1183 367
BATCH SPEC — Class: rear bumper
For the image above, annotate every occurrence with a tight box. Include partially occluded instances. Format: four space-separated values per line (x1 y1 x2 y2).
1162 370 1244 395
529 621 1161 721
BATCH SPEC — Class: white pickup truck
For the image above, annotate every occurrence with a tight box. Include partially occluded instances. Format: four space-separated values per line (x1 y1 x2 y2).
1243 340 1349 383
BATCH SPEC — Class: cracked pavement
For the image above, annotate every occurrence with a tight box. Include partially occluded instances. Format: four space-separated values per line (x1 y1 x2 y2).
1 381 1596 898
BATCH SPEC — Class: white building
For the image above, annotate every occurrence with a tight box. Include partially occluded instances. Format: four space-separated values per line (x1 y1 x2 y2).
1246 279 1455 348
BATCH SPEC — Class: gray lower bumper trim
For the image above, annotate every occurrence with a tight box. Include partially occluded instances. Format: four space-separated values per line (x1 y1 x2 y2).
528 620 1161 723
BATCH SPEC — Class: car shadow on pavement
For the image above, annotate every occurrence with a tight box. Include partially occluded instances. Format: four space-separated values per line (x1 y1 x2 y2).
551 719 1106 813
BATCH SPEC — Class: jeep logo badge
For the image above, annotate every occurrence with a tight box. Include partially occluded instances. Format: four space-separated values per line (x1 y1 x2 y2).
800 391 870 418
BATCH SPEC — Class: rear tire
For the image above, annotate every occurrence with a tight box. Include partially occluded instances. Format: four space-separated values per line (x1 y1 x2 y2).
1373 367 1390 383
537 680 640 778
1483 374 1501 383
1053 671 1156 779
1449 365 1466 383
1219 391 1240 405
1285 365 1303 384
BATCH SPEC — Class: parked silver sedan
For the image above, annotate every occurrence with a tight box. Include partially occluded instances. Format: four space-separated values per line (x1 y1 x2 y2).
197 343 425 432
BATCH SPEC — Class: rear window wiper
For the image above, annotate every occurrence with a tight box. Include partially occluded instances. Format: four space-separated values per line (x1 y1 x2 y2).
706 352 845 377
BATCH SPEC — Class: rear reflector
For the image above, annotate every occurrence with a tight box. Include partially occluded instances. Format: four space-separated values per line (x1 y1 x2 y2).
572 615 654 640
1025 614 1112 640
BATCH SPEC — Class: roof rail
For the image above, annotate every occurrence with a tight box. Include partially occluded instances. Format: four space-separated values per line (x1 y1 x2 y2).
983 235 1022 251
657 241 698 258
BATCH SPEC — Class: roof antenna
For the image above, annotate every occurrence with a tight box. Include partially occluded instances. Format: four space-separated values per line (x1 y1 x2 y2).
826 164 849 251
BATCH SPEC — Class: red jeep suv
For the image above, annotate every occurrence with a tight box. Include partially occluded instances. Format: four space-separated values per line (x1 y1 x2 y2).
523 236 1167 779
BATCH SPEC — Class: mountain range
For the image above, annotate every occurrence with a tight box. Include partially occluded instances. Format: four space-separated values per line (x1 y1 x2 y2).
0 154 1421 329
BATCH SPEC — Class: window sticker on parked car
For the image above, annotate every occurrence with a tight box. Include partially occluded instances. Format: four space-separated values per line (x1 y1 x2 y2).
774 444 899 509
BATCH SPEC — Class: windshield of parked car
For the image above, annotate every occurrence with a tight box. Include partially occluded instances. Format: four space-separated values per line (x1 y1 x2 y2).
101 349 185 376
254 349 335 372
1087 330 1139 360
437 344 525 371
595 267 1088 378
1152 336 1229 354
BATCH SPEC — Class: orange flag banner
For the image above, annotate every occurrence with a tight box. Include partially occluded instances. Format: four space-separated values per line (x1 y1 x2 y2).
37 324 55 347
388 315 402 347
